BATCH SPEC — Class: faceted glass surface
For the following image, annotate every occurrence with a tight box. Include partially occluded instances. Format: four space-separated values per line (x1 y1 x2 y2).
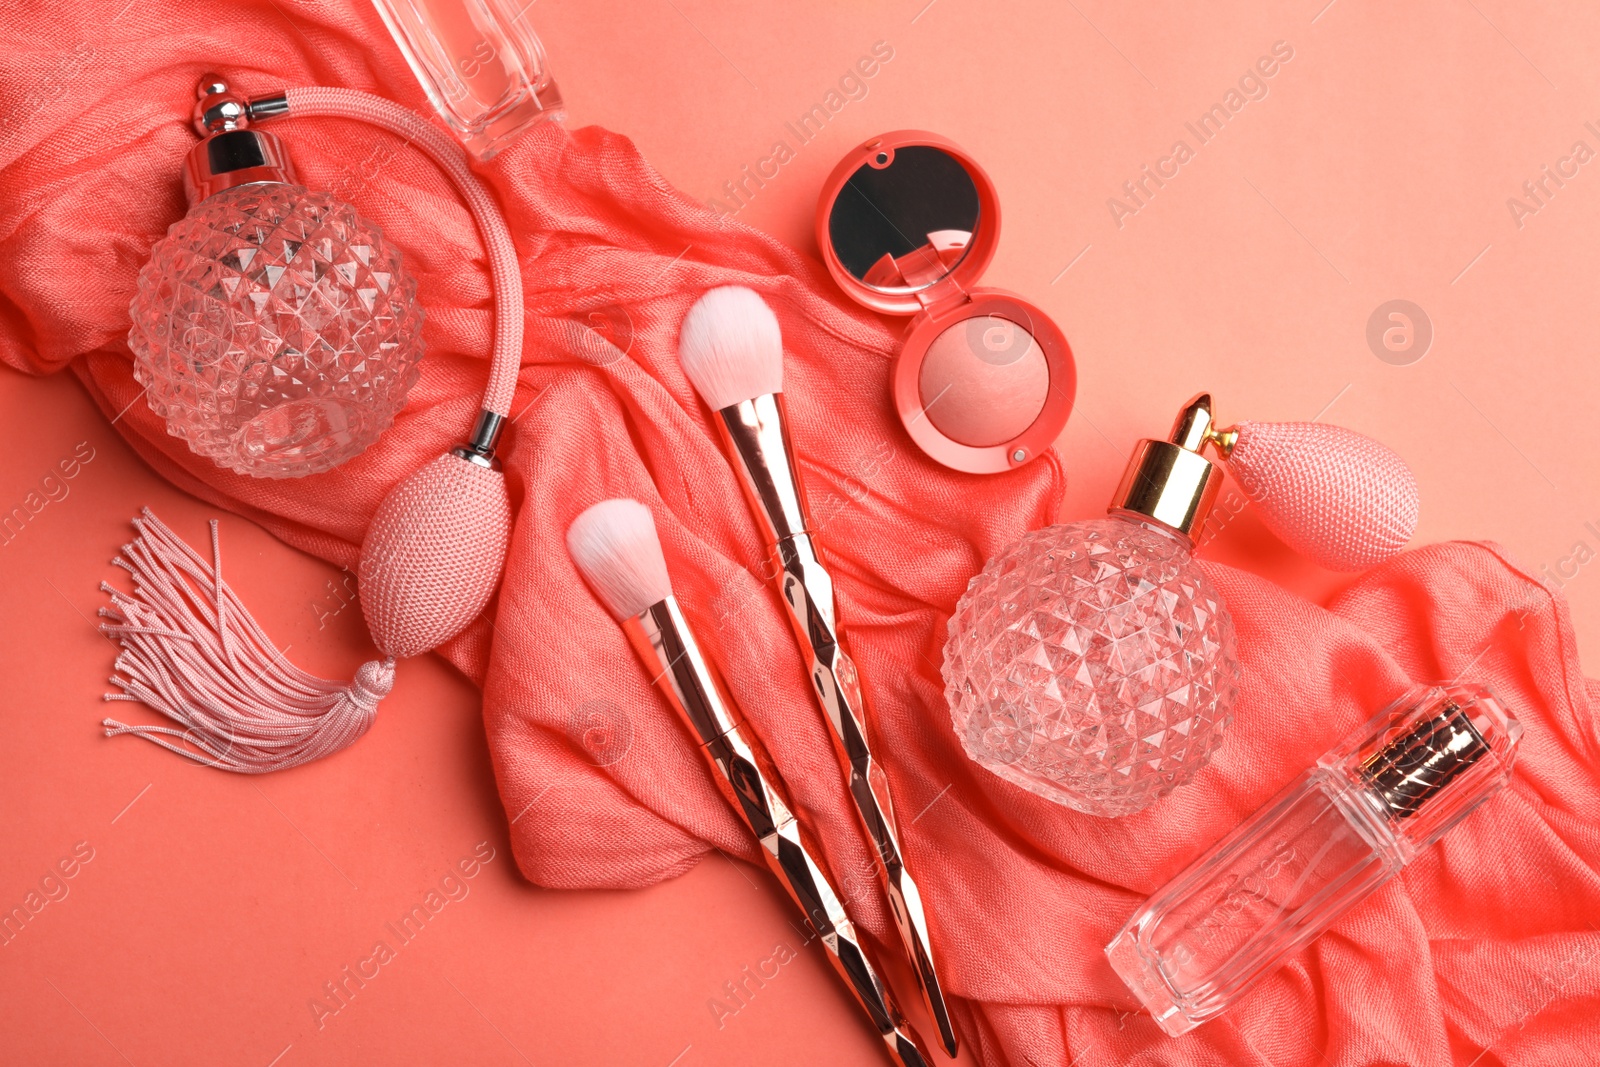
129 183 424 478
943 517 1240 816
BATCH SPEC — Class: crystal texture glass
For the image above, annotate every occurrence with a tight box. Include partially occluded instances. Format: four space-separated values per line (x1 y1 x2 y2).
1106 684 1521 1036
128 182 425 479
943 516 1240 817
370 0 564 160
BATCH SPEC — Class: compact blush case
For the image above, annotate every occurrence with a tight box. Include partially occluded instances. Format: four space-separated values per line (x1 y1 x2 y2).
816 131 1075 474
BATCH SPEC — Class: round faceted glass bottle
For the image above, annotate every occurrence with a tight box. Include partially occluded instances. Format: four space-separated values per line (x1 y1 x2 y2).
943 395 1241 816
128 78 424 479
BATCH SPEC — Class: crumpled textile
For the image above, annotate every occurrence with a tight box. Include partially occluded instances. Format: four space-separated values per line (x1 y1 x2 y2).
2 3 1597 1063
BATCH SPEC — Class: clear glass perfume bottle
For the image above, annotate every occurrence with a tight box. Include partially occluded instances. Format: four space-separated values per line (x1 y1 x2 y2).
1106 683 1522 1036
129 79 425 479
370 0 564 159
943 394 1241 816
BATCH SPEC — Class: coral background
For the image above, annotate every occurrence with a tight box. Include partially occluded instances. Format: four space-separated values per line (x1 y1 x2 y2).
3 1 1598 1064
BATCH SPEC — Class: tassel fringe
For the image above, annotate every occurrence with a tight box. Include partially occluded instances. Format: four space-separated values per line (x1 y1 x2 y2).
100 508 393 773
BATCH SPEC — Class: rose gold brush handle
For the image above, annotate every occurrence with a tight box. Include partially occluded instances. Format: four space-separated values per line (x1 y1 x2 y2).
623 598 932 1067
714 395 959 1057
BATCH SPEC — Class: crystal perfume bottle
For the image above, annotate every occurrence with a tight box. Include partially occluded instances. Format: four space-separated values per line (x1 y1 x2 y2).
1106 683 1522 1036
943 394 1241 816
370 0 564 159
129 78 425 479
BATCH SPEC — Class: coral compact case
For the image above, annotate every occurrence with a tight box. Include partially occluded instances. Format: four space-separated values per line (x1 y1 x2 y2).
817 131 1075 474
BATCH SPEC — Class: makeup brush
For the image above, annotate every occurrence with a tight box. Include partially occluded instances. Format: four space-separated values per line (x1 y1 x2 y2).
678 287 958 1056
566 500 931 1067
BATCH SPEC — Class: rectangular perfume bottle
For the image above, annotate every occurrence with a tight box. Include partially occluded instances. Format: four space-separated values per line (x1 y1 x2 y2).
1107 684 1521 1036
370 0 564 159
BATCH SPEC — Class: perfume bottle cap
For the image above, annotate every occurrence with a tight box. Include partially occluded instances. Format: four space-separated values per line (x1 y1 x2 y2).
1108 393 1226 539
182 76 297 206
1333 683 1521 858
1358 700 1491 819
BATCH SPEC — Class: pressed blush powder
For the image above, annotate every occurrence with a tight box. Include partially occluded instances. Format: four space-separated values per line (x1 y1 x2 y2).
918 315 1050 447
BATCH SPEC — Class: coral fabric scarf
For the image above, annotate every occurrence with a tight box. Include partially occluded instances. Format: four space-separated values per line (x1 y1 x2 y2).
2 2 1597 1063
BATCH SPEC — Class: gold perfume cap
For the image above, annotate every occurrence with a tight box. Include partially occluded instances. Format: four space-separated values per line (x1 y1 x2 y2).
1109 393 1228 540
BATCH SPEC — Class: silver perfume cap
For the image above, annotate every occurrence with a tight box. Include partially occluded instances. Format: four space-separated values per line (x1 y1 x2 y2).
181 75 296 206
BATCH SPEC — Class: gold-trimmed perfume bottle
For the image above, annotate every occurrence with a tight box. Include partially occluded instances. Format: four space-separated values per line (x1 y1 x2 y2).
1106 683 1522 1036
943 394 1241 816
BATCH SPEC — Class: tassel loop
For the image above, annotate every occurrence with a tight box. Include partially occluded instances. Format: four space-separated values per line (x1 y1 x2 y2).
100 509 392 773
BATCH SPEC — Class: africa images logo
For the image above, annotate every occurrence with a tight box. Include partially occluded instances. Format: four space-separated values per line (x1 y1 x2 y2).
1366 300 1433 366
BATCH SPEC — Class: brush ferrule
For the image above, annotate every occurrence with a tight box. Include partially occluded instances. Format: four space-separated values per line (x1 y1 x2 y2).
717 394 809 545
622 597 742 745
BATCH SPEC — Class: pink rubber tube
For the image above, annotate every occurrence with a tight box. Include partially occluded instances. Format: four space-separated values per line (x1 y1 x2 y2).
281 86 523 420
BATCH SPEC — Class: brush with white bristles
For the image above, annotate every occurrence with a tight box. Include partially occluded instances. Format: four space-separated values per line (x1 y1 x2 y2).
674 288 960 1055
677 285 807 546
566 499 672 621
678 285 785 409
563 497 932 1067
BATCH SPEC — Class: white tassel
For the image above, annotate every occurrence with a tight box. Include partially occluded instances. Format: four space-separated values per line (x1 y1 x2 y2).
99 509 392 773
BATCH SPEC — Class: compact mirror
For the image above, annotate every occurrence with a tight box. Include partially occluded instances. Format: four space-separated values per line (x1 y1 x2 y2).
827 146 982 296
816 131 1074 475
